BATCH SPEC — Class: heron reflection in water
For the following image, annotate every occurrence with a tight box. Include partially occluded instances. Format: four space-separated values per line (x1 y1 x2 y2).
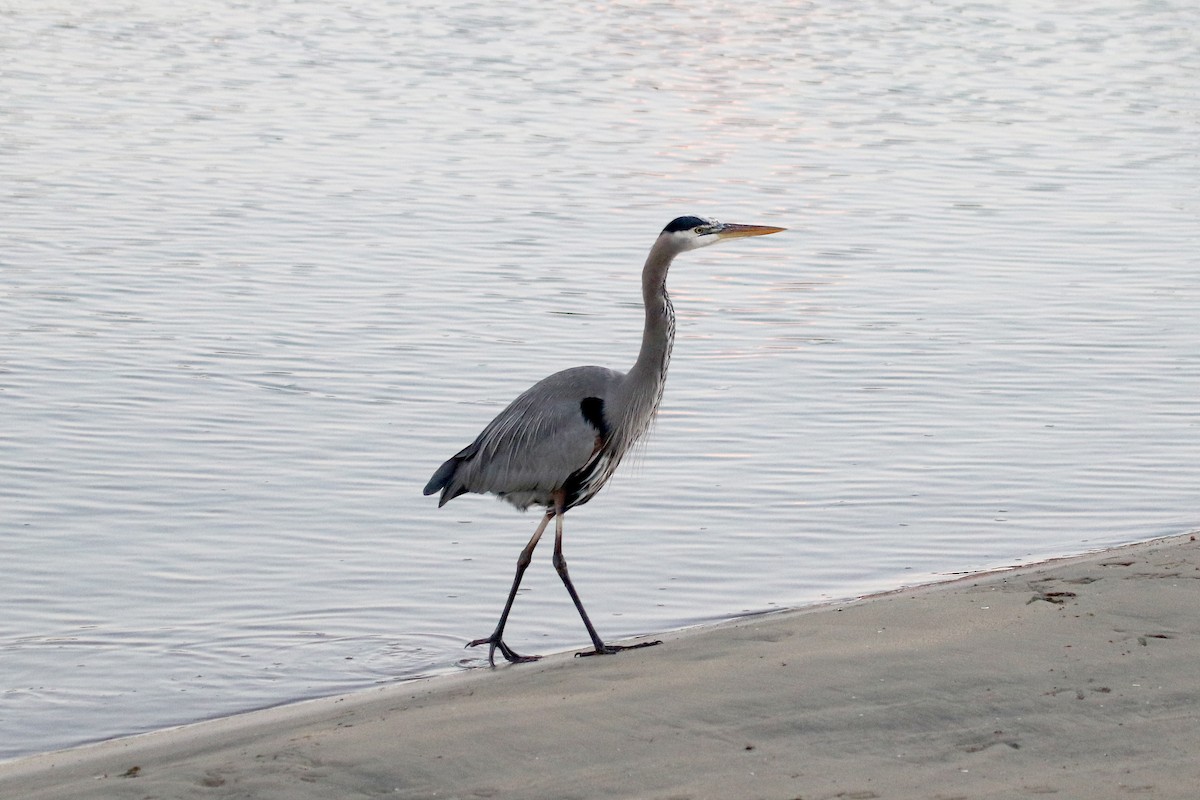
425 216 786 666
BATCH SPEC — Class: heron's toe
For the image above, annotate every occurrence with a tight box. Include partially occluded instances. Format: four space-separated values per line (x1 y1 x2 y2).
466 635 540 665
575 639 663 658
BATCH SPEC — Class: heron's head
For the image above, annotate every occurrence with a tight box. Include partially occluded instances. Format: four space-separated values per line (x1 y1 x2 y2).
659 215 786 253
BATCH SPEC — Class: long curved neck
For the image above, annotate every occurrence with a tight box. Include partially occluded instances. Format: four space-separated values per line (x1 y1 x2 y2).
617 235 677 433
631 235 677 383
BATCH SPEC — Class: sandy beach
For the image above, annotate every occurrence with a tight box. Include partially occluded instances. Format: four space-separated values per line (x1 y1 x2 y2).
2 533 1197 800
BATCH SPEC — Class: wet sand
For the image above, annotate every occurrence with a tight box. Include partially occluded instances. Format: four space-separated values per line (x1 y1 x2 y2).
2 532 1197 799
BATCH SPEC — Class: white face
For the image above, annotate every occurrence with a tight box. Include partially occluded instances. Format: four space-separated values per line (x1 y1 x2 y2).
668 217 723 252
663 217 786 252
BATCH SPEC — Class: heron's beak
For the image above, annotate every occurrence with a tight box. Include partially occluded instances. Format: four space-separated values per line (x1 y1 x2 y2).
714 222 787 240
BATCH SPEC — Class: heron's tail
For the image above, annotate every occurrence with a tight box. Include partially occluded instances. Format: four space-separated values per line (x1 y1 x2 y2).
423 454 468 507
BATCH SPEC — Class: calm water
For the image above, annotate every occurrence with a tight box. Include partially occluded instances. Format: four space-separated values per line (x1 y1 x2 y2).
2 0 1197 760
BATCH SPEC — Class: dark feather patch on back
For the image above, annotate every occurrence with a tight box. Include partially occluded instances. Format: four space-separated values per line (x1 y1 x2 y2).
579 396 610 440
564 397 616 508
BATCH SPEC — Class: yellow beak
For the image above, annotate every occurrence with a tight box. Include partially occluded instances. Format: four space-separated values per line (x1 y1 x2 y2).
714 222 787 240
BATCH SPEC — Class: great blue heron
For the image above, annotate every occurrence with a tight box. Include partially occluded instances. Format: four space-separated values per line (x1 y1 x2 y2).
425 215 785 666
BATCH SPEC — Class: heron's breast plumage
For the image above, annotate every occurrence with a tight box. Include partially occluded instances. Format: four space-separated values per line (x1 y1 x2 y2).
559 292 674 509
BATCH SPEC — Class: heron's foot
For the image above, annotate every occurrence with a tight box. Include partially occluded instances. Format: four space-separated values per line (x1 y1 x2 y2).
467 634 541 667
575 639 663 658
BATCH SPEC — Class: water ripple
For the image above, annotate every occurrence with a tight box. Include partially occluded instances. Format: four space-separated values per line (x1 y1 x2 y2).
1 0 1197 761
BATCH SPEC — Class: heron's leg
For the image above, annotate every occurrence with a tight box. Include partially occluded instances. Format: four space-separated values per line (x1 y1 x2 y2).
549 492 663 658
467 509 552 666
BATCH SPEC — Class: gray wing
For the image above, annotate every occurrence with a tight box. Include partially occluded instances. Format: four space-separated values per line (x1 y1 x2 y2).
424 366 623 508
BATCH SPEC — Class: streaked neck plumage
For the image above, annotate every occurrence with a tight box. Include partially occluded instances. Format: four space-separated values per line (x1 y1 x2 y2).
614 234 678 447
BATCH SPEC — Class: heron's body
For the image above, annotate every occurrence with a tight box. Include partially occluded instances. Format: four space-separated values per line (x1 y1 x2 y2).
428 365 627 511
424 215 784 665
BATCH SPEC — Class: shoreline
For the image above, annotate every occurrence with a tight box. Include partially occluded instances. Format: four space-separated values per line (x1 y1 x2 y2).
3 532 1197 799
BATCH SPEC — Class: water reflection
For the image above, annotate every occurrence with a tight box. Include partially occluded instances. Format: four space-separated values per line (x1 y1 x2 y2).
1 0 1197 761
